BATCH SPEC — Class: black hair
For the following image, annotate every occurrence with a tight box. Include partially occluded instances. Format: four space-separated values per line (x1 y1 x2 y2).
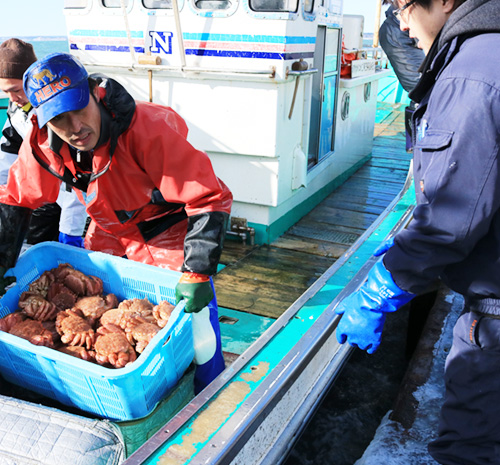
388 0 468 9
88 77 98 92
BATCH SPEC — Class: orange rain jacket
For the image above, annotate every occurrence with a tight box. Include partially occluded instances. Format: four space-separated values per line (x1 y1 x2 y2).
0 76 232 274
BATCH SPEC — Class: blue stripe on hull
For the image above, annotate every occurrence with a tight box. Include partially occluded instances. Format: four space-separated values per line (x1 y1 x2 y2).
70 44 145 53
185 49 314 60
183 32 316 44
69 43 313 60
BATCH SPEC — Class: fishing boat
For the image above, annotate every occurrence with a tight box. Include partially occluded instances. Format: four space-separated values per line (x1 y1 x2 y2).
0 1 418 464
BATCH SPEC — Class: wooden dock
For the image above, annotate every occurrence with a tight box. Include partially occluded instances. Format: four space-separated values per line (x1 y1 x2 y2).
214 103 412 319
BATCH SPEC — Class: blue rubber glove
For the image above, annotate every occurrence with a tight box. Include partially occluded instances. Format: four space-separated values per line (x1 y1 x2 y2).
335 260 414 354
58 232 84 248
373 236 395 257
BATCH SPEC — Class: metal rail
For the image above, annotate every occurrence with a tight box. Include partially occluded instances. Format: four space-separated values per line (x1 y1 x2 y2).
124 168 415 465
80 61 279 79
191 171 415 465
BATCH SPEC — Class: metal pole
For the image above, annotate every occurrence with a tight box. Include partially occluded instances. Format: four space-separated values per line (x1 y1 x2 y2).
120 0 136 64
373 0 383 47
172 0 187 69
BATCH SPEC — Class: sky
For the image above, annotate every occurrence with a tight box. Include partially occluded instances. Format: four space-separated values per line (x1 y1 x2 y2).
0 0 382 38
0 0 67 38
344 0 383 33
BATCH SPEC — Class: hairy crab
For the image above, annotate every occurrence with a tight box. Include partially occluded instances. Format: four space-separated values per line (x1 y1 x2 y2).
18 291 59 321
153 301 175 328
94 327 137 368
0 312 25 332
73 294 119 325
9 319 57 347
52 263 103 297
56 309 96 350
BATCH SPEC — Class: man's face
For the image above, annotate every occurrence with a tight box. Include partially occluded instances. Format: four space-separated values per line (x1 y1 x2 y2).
0 77 29 107
46 85 101 152
396 0 453 54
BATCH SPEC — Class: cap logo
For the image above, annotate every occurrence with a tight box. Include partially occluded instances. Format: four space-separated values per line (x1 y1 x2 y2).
31 69 56 86
32 74 72 105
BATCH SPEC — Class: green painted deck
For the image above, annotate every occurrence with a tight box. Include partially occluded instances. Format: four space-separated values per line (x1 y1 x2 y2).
137 102 417 465
0 97 8 129
129 102 414 456
214 102 412 320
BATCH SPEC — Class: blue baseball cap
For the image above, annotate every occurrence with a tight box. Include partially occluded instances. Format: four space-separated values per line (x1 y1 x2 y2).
23 53 89 128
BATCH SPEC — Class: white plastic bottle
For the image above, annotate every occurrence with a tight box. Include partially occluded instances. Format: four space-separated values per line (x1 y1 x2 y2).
191 306 217 365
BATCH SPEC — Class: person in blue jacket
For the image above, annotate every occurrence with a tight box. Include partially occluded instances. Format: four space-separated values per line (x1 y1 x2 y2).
334 0 500 463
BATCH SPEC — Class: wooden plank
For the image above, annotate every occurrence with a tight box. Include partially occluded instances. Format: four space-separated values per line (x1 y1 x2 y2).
323 199 387 216
214 274 300 318
371 152 408 163
374 125 405 138
218 262 323 290
371 149 411 162
366 159 411 171
349 172 404 189
325 191 396 208
373 138 407 149
232 245 334 276
289 218 365 235
216 244 334 317
272 234 349 258
303 206 379 230
219 242 258 267
372 140 407 150
345 176 405 190
355 165 408 181
333 185 401 201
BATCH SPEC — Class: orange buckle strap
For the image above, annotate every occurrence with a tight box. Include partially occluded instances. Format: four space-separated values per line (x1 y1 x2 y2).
179 272 210 284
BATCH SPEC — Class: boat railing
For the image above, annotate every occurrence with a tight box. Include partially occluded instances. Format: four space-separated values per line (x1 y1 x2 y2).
187 165 415 464
76 59 321 83
123 163 416 465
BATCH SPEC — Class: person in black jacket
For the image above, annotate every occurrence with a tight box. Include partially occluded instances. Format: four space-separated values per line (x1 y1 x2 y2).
379 1 425 151
379 1 425 94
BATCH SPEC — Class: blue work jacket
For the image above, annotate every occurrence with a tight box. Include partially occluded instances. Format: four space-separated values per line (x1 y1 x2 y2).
384 31 500 301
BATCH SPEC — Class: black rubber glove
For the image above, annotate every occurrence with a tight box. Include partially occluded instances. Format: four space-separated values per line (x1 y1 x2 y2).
0 266 15 296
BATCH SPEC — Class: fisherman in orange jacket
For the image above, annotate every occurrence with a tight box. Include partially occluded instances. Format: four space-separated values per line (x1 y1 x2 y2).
0 52 233 393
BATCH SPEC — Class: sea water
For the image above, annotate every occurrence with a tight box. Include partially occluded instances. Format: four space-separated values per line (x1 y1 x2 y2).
0 36 69 60
27 37 70 59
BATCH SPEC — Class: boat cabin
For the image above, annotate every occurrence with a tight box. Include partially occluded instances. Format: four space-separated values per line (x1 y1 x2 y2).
64 0 388 244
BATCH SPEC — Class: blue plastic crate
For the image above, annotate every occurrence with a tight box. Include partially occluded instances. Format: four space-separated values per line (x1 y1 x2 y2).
0 242 194 421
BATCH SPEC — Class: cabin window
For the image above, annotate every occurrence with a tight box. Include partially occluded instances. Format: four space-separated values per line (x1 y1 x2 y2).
143 0 172 7
303 0 313 13
249 0 298 13
194 0 232 9
102 0 130 6
308 26 341 167
64 0 89 7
